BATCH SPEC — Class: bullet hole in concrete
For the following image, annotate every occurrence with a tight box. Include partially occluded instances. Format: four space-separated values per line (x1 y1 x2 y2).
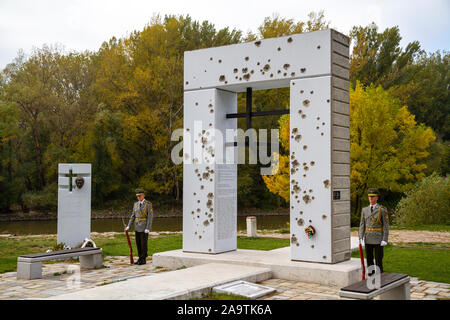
309 189 313 193
300 211 304 215
208 249 212 252
210 57 213 61
245 56 249 61
219 75 225 82
321 132 324 136
303 99 310 107
207 193 214 199
301 114 306 119
303 162 307 166
287 37 293 43
283 63 290 70
195 231 197 235
270 74 273 78
311 245 314 248
291 234 299 246
225 81 228 84
200 185 204 190
239 77 242 80
195 102 198 106
300 90 304 94
303 195 311 204
303 145 308 150
210 178 213 181
277 47 281 51
268 59 271 62
210 109 214 113
255 41 261 47
292 159 300 168
243 73 250 81
293 185 301 193
257 62 260 66
250 70 254 74
327 99 330 103
209 123 212 127
233 68 238 73
291 72 296 77
323 256 327 259
322 215 327 219
322 122 325 126
301 68 306 73
291 154 296 159
206 200 213 208
197 200 200 203
210 218 214 222
295 135 302 142
283 72 287 76
304 166 309 171
310 90 314 94
191 211 194 214
261 72 265 75
291 168 296 174
295 195 298 199
310 161 315 166
316 126 320 130
203 220 210 227
277 70 281 74
186 128 190 132
298 219 304 226
199 235 202 239
292 128 298 134
317 45 321 49
197 208 201 212
186 81 189 85
323 179 330 188
235 76 238 79
242 67 248 73
218 59 222 63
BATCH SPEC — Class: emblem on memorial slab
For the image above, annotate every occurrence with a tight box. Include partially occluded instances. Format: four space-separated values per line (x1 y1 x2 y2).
75 176 84 189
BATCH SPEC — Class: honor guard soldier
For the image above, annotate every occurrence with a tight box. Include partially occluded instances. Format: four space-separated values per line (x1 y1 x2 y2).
125 188 153 265
359 188 389 274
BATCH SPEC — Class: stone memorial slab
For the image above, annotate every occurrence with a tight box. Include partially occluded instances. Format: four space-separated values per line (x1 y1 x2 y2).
57 163 91 248
213 280 276 299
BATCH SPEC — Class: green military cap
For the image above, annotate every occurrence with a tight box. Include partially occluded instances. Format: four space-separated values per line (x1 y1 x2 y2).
367 188 380 197
135 188 146 195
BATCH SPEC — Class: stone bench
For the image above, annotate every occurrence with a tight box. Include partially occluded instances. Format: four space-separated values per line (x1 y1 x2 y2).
17 247 103 280
339 273 410 300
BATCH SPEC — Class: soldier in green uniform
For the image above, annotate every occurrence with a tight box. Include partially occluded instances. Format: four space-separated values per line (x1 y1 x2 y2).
359 188 389 274
125 188 153 265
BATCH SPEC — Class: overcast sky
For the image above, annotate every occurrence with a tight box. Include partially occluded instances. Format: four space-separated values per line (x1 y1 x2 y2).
0 0 449 69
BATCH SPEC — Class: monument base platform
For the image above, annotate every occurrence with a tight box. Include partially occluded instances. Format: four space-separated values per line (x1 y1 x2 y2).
153 247 362 287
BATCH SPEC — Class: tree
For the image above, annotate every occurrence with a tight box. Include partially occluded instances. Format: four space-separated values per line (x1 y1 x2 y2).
350 81 435 216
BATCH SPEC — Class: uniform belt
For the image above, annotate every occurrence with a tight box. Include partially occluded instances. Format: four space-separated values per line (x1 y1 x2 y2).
136 218 147 221
366 227 382 231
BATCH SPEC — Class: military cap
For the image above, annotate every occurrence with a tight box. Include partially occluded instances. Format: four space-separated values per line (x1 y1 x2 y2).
135 188 146 195
367 188 380 197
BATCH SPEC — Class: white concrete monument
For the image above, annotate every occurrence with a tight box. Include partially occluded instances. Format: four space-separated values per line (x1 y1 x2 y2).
183 29 350 263
57 163 92 247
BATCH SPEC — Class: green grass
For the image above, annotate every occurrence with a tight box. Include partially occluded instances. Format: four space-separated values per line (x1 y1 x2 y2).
0 235 289 274
351 244 450 283
192 291 253 300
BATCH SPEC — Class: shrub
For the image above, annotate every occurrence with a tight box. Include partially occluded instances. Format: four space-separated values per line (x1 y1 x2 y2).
21 183 57 211
394 173 450 226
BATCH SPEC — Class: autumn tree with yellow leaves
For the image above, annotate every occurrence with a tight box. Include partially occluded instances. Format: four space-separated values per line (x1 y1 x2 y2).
263 82 435 221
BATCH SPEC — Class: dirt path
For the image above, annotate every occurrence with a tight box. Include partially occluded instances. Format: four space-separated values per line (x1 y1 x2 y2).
238 229 450 244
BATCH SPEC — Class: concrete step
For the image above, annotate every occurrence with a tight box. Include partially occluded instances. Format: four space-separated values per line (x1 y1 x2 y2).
49 263 272 300
153 247 362 287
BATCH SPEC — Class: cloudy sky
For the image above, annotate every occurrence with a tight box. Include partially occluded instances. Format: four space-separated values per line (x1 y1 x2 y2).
0 0 448 68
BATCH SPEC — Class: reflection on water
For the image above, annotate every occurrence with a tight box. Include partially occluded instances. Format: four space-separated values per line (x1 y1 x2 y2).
0 216 289 235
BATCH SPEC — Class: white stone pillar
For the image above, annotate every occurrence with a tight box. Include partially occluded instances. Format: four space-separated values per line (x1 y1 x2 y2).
246 216 257 237
57 163 91 248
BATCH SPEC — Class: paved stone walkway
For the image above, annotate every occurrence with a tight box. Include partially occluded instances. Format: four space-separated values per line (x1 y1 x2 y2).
257 277 450 300
0 256 448 300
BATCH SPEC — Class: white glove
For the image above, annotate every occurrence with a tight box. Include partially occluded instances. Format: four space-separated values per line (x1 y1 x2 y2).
380 240 387 246
144 229 149 234
360 238 364 246
125 226 129 231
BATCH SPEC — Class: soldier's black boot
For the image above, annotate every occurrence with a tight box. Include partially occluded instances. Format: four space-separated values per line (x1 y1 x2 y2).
134 258 142 265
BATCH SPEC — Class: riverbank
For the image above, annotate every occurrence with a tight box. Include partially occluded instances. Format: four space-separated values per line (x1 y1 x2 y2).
0 207 289 222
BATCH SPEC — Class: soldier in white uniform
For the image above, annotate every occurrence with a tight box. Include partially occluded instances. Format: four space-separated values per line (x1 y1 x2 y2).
359 188 389 274
125 188 153 265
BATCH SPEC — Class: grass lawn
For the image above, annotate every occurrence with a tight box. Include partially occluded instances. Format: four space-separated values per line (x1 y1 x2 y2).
351 243 450 283
350 224 450 232
0 234 289 274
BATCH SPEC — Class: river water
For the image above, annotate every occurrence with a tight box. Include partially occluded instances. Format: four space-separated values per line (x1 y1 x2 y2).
0 216 289 235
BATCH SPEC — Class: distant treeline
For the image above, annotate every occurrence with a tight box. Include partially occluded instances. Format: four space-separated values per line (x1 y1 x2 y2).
0 12 448 215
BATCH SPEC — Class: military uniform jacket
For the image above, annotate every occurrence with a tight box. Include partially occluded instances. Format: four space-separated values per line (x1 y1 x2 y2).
127 199 153 233
359 203 389 244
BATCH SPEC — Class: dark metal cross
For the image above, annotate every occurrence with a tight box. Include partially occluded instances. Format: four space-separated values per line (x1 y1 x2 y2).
226 87 290 148
64 169 77 191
